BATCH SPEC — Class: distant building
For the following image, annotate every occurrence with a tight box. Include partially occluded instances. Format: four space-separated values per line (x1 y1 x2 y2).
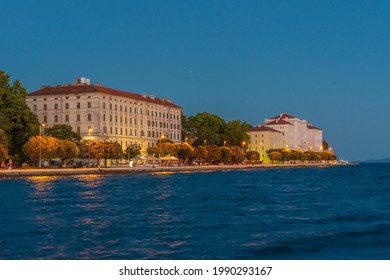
26 78 182 155
248 126 284 162
248 113 323 162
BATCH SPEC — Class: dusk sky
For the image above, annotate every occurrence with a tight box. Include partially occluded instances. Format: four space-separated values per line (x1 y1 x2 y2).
2 0 390 161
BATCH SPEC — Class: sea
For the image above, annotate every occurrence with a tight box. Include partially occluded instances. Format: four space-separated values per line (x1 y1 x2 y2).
0 163 389 260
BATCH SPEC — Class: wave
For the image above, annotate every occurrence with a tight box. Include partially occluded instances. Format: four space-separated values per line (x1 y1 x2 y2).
245 223 390 259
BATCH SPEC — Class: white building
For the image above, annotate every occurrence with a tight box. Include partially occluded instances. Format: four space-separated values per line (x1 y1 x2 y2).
258 113 323 152
26 78 182 155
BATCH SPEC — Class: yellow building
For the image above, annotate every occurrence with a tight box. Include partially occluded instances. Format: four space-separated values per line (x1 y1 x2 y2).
248 126 284 163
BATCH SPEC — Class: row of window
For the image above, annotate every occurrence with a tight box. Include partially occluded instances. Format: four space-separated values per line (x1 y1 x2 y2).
42 114 180 130
34 102 180 120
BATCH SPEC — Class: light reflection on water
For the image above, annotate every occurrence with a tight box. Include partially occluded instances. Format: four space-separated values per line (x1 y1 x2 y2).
1 164 390 259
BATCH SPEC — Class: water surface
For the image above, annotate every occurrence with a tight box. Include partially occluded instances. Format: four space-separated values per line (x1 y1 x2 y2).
1 164 389 259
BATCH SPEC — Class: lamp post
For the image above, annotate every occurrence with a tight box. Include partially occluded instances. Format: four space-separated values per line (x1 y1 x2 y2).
223 140 227 147
88 128 92 168
159 135 165 166
38 123 45 168
242 141 246 163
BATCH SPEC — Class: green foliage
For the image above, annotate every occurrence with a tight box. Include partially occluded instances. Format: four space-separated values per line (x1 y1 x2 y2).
185 112 226 146
224 120 251 147
125 144 141 160
0 70 39 160
220 147 232 164
46 124 82 142
208 146 222 163
105 142 123 160
0 129 8 161
322 140 329 150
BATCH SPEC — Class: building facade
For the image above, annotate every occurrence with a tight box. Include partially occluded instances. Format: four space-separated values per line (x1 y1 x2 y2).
263 113 322 151
26 78 182 155
248 113 323 162
248 126 284 162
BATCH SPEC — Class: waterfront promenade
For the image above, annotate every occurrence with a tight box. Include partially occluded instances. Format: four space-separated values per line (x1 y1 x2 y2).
0 163 348 178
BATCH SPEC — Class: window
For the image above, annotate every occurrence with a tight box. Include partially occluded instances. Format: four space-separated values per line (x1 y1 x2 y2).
43 104 47 110
103 114 106 121
65 103 69 109
33 105 37 111
77 127 80 133
110 115 113 122
77 103 80 109
103 102 105 109
43 116 47 123
65 115 69 122
88 114 92 121
77 114 81 122
88 102 91 108
54 115 58 123
54 104 58 110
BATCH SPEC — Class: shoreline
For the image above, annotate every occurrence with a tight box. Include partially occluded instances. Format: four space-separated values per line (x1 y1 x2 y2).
0 163 355 178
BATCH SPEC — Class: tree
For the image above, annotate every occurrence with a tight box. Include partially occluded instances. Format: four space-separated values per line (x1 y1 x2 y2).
194 146 208 165
0 129 8 162
105 142 123 161
185 112 226 146
268 151 282 163
125 144 141 160
220 147 232 165
230 146 243 164
246 151 260 164
322 140 329 151
177 142 194 163
46 124 82 142
23 136 59 165
208 146 222 164
56 140 79 162
0 70 40 161
223 120 250 147
148 140 178 157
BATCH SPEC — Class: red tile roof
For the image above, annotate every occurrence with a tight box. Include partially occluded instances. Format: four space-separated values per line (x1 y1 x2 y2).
29 84 182 109
307 124 322 130
269 113 296 120
264 119 293 125
249 126 282 133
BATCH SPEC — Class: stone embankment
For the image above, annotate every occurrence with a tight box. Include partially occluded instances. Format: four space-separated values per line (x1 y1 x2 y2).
0 163 353 178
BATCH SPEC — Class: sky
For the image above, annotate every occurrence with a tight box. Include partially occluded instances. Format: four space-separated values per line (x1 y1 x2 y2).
1 0 390 161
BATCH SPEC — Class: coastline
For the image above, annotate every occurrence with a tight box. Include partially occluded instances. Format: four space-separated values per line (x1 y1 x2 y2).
0 163 355 178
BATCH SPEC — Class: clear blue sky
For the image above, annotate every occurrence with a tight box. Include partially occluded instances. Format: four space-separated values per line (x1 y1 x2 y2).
2 0 390 161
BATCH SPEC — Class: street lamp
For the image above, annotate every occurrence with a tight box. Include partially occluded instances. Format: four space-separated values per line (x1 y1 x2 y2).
159 134 165 166
223 140 227 147
88 128 92 168
242 141 246 163
38 123 45 168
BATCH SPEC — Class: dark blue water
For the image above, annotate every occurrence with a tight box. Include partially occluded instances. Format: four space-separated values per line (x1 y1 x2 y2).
1 163 390 260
